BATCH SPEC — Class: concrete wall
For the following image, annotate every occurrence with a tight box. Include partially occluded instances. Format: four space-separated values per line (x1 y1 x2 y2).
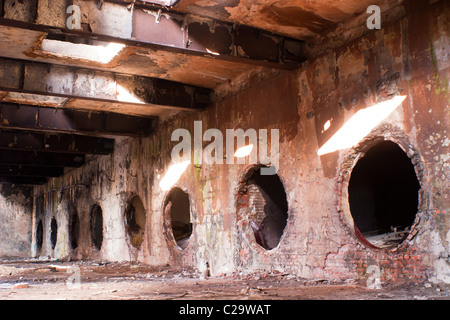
0 185 33 258
29 0 449 284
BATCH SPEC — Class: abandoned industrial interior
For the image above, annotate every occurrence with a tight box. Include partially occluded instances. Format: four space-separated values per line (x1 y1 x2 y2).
0 0 449 301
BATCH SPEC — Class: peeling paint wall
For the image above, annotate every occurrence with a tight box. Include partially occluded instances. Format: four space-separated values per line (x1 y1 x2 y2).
28 0 449 284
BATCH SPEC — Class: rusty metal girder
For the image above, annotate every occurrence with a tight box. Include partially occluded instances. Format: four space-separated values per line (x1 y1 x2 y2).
0 1 305 69
0 103 155 136
0 129 114 155
0 164 64 178
0 57 212 114
130 7 305 68
0 150 85 167
0 176 48 185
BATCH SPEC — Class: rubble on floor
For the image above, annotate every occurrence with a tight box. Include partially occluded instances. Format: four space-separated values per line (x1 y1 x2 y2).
0 259 448 300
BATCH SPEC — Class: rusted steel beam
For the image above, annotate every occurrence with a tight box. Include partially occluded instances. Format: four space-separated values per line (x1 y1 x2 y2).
0 103 155 136
0 1 305 69
0 164 64 178
0 57 212 112
0 176 47 185
0 150 85 167
0 129 114 155
126 0 305 67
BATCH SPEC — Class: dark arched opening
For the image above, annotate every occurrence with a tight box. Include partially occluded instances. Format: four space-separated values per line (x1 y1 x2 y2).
36 220 43 253
50 217 58 250
90 204 103 250
164 187 192 250
125 196 146 249
348 141 420 249
69 207 80 250
241 166 288 250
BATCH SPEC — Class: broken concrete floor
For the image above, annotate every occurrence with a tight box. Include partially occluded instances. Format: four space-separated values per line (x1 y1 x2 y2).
0 260 448 300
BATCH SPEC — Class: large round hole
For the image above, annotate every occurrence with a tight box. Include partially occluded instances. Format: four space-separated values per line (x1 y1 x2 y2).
36 220 43 253
164 187 192 250
125 196 146 249
242 167 288 250
348 141 421 249
90 204 103 250
50 217 58 250
69 207 80 250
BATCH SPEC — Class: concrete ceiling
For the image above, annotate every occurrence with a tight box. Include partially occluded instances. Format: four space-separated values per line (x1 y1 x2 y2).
172 0 390 39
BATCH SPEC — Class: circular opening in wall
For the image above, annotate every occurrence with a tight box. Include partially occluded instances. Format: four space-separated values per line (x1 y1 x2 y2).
50 217 58 250
69 207 80 250
125 196 146 249
36 220 43 252
348 141 421 249
90 204 103 250
164 187 192 250
239 166 288 251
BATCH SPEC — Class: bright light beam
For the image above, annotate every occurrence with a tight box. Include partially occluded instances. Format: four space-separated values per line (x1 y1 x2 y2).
116 84 144 104
41 40 125 64
206 48 220 56
159 160 190 191
234 144 254 158
318 95 407 156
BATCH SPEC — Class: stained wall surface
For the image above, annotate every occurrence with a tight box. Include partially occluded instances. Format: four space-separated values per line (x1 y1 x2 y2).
0 185 33 258
22 0 450 284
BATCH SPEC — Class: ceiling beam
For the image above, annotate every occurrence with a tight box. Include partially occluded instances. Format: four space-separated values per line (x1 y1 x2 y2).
0 1 305 69
0 129 114 155
0 150 85 167
129 5 305 69
0 57 212 116
0 164 64 178
0 103 155 137
0 176 48 185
